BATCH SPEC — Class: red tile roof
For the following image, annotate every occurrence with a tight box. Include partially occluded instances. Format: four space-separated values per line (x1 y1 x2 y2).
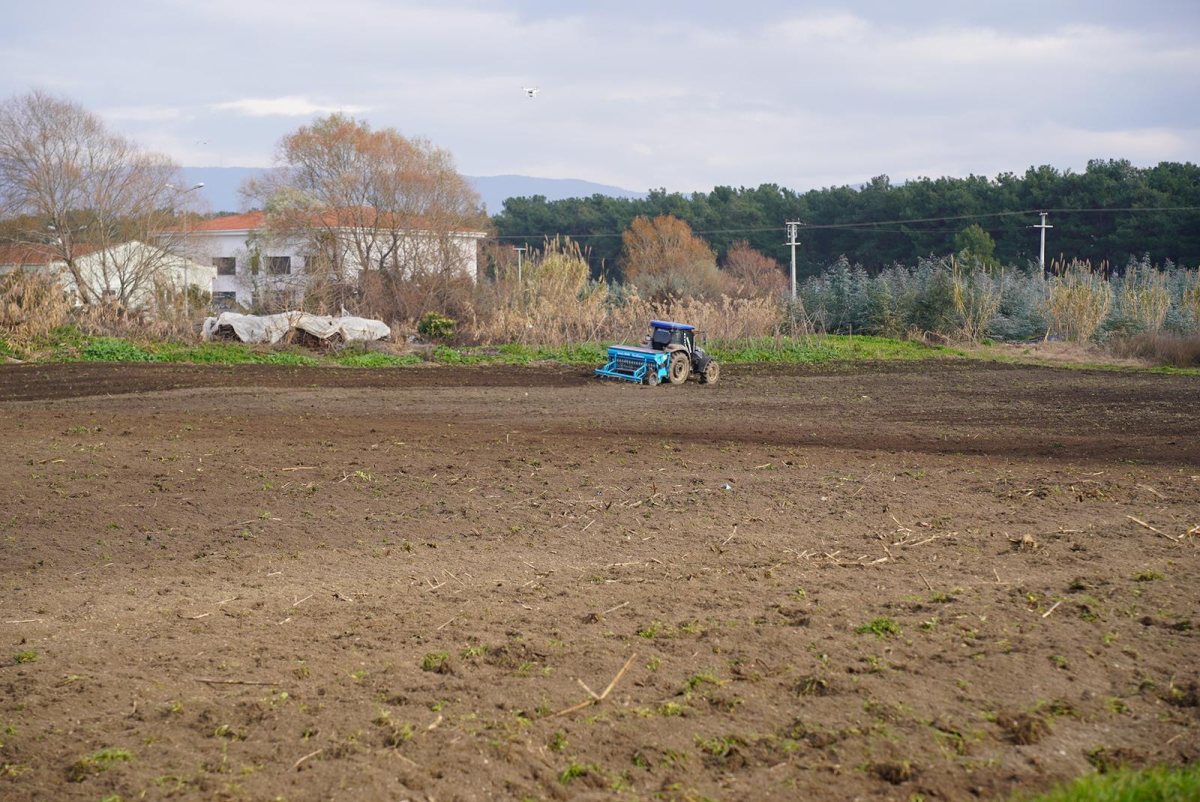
177 209 488 235
181 211 266 232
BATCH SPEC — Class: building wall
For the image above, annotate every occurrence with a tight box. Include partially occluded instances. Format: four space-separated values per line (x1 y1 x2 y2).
194 229 484 311
3 243 214 309
197 231 312 310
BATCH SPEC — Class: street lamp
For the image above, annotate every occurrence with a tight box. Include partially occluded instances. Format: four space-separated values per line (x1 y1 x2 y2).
166 183 205 315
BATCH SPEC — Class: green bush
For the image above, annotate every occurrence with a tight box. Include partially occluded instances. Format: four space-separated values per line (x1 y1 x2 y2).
417 312 456 340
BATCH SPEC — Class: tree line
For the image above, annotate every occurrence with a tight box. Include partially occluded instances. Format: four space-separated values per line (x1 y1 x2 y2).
493 161 1200 280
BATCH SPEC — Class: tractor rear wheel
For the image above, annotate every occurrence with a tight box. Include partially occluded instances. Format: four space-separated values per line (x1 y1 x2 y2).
668 352 691 384
700 360 720 385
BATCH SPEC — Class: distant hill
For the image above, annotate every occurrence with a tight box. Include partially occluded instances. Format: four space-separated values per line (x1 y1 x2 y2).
181 167 646 216
467 175 646 213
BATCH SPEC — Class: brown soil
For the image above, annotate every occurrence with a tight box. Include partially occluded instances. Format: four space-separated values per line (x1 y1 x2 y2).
1 361 1197 801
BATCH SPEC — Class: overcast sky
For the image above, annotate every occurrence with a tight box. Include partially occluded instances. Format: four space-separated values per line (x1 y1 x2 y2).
3 1 1197 193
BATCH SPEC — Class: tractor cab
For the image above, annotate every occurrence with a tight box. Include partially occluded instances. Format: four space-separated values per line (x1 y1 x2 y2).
646 320 695 352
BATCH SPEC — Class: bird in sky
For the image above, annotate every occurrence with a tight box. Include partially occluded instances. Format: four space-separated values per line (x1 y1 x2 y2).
523 87 539 98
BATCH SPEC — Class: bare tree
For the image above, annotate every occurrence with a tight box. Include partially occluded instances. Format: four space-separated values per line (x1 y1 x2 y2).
241 113 487 319
0 90 200 306
723 240 786 298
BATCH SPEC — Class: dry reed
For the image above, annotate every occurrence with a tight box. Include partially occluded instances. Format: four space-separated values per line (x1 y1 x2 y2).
1109 332 1200 368
469 237 784 345
1118 262 1170 332
951 257 1003 343
0 269 71 347
1180 269 1200 327
1044 260 1111 343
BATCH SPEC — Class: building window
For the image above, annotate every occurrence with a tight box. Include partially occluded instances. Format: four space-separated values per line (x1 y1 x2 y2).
213 291 238 311
213 257 236 276
267 256 291 275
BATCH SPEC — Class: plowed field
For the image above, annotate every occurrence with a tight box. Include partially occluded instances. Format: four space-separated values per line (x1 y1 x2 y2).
1 361 1197 801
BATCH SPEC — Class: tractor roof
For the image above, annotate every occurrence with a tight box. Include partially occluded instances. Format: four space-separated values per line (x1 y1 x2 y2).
650 320 695 331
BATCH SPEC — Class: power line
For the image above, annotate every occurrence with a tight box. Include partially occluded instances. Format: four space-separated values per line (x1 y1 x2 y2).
490 205 1200 241
776 206 1200 231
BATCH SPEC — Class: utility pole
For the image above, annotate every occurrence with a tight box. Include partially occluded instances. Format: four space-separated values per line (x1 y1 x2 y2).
785 221 802 300
514 245 527 287
1033 211 1052 274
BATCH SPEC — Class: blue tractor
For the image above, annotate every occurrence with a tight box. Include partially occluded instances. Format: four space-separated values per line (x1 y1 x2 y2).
595 320 720 386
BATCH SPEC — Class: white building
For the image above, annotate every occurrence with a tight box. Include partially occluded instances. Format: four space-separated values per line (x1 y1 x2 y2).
0 241 214 308
180 211 488 311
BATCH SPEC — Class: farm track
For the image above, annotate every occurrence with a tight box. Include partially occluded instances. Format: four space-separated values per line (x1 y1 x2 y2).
1 361 1197 801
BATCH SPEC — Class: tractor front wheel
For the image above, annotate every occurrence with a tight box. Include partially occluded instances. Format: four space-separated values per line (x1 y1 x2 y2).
700 360 720 385
668 352 691 384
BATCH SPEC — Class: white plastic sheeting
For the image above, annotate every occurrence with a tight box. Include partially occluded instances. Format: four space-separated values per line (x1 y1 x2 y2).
202 312 390 345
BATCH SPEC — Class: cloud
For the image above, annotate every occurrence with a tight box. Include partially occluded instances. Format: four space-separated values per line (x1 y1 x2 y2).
2 2 1197 191
774 12 869 43
210 96 370 117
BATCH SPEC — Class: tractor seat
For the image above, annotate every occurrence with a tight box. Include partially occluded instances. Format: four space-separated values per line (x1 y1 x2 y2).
650 328 672 349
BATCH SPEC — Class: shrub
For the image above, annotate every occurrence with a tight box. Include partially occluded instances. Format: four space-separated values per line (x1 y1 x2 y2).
907 259 958 334
417 311 456 340
723 240 787 298
990 268 1046 340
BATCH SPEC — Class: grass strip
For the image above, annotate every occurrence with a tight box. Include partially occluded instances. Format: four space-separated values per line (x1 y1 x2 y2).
3 328 1197 375
1015 763 1200 802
